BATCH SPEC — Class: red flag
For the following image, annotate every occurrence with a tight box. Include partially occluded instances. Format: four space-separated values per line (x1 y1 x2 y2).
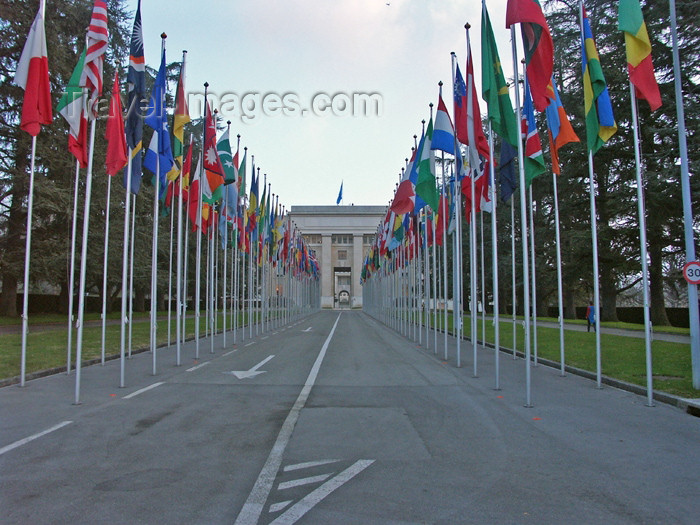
104 71 127 176
14 1 52 136
506 0 554 111
203 102 225 176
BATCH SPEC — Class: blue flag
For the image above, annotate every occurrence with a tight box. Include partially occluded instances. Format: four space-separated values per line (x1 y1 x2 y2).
143 47 174 189
123 0 144 195
336 181 343 204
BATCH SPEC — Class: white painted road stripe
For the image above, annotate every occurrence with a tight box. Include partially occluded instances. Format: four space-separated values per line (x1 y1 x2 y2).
245 342 255 347
186 362 210 372
278 473 331 491
122 382 164 399
223 350 237 357
234 313 342 525
269 501 292 514
270 460 375 524
283 459 340 472
0 421 73 456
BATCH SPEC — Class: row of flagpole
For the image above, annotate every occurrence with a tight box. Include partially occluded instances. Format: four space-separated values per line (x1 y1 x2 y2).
13 0 321 403
361 0 698 406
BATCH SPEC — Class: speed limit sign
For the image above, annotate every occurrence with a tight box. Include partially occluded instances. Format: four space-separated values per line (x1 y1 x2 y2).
683 261 700 285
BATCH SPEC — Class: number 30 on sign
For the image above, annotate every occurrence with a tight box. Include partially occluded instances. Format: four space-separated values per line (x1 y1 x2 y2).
683 261 700 285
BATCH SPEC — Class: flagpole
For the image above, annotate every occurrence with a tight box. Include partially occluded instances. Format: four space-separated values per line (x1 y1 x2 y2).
67 160 81 375
510 27 533 407
579 1 602 389
629 83 654 406
450 53 462 368
488 122 500 390
176 153 184 366
120 151 133 386
128 194 136 358
552 171 566 376
669 0 699 389
74 117 98 404
150 34 167 375
167 182 174 347
528 184 538 366
195 154 203 359
100 173 112 365
511 194 517 359
210 219 215 354
19 135 38 387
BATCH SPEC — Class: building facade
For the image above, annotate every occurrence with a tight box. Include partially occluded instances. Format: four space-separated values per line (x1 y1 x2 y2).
288 205 386 309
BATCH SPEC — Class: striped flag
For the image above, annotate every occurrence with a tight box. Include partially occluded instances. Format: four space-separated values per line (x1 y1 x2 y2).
14 0 52 136
167 52 190 181
522 77 546 186
79 1 109 119
581 6 617 154
57 48 88 167
618 0 662 111
545 75 579 175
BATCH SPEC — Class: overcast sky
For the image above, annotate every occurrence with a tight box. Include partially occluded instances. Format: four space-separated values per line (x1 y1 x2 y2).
136 0 515 208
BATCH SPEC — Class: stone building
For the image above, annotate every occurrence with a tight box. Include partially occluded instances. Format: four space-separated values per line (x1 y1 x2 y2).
288 205 386 309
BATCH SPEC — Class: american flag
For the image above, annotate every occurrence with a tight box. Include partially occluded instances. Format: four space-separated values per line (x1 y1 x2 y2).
79 0 109 118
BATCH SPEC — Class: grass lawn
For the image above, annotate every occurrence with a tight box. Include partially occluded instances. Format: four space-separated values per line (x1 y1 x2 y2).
427 311 698 399
0 311 265 381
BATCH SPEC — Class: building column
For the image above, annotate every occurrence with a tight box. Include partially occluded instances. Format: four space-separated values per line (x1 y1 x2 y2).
321 234 333 308
353 234 364 308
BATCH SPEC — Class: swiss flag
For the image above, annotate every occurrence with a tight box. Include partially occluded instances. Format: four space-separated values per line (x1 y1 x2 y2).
14 1 52 136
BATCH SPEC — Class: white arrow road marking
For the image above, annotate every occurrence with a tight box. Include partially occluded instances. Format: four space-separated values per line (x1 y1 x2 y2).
227 355 275 379
302 327 312 332
270 460 375 525
269 501 292 514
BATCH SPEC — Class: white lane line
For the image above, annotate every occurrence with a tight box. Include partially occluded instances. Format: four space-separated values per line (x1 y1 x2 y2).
186 362 210 372
283 459 341 472
269 501 292 514
0 421 73 457
262 336 269 340
234 313 342 525
122 381 164 399
245 342 255 347
223 350 237 357
278 473 331 491
270 460 375 525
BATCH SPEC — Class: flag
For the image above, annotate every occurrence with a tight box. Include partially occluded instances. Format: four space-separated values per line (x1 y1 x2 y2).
104 71 127 176
482 1 519 147
545 75 579 175
187 154 202 230
143 46 174 188
203 101 224 200
415 118 439 211
14 0 52 136
336 181 343 204
167 53 190 181
581 6 617 154
618 0 662 111
505 0 554 111
499 139 518 202
522 77 546 186
247 167 258 232
79 0 109 119
124 0 144 195
57 48 88 167
237 148 247 196
431 95 455 154
391 150 417 215
456 51 490 162
217 127 237 185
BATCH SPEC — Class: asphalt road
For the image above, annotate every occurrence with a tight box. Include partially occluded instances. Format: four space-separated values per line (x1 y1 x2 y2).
1 310 699 524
